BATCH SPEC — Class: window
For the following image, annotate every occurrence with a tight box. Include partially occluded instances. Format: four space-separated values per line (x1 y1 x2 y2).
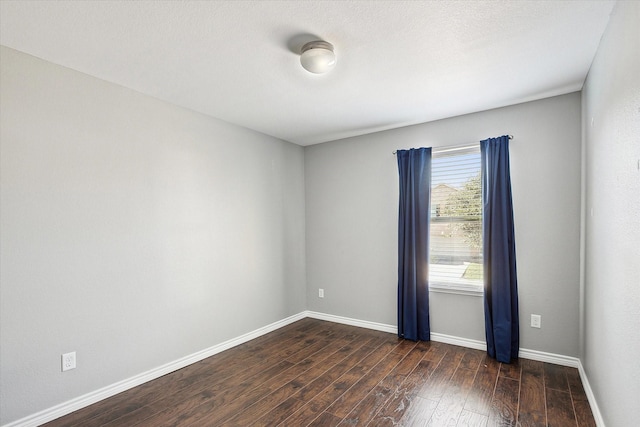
429 145 483 295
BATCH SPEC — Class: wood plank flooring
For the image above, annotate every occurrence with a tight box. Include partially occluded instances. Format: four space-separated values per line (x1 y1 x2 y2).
42 318 596 426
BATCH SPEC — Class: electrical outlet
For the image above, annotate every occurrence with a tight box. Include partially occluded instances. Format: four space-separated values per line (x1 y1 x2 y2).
318 288 324 298
62 352 76 371
531 314 541 329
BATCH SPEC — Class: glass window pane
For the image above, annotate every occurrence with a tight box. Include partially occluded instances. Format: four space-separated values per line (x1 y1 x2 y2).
429 146 483 289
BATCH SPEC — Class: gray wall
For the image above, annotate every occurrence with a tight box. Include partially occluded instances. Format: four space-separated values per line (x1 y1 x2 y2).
0 46 306 425
582 1 640 425
305 93 582 357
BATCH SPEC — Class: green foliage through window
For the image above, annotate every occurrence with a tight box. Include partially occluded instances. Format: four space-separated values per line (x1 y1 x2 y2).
441 173 482 250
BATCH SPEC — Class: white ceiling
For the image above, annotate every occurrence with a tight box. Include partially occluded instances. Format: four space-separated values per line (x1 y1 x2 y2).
0 0 615 146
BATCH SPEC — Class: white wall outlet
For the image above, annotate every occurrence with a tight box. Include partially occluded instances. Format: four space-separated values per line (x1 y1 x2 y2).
62 352 76 371
531 314 541 329
318 288 324 298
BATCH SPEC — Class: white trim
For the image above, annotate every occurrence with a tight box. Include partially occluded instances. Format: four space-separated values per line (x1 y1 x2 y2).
428 283 483 297
4 311 603 427
578 360 606 427
517 348 579 368
307 311 587 369
432 143 480 156
2 312 307 427
430 332 487 350
305 310 397 334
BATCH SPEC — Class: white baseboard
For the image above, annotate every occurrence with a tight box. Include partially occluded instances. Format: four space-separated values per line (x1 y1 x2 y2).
577 360 606 427
305 310 397 334
3 312 307 427
518 347 579 368
4 310 603 427
307 310 581 367
430 332 487 351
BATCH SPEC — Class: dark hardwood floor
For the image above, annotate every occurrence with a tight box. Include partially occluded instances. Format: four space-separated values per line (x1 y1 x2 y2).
42 318 596 426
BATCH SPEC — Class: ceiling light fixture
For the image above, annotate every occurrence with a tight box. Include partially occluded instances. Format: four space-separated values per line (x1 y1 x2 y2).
300 40 336 74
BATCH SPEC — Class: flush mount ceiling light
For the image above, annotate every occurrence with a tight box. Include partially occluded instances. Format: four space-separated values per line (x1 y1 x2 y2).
300 40 336 74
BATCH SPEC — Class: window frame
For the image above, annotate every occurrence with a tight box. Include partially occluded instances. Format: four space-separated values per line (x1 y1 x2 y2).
428 144 484 297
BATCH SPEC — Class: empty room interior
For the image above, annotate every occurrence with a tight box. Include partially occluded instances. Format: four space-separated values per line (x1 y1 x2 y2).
1 1 638 426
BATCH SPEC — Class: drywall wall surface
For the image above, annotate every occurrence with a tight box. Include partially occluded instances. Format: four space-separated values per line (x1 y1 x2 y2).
305 93 582 356
582 1 640 425
0 46 306 425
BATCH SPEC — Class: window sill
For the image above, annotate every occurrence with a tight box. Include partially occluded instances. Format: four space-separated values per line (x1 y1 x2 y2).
428 282 483 297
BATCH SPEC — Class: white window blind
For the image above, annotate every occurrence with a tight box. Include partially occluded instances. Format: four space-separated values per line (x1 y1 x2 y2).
429 145 483 293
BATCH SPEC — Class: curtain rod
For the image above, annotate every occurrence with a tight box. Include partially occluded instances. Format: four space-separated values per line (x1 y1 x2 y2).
392 135 513 155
